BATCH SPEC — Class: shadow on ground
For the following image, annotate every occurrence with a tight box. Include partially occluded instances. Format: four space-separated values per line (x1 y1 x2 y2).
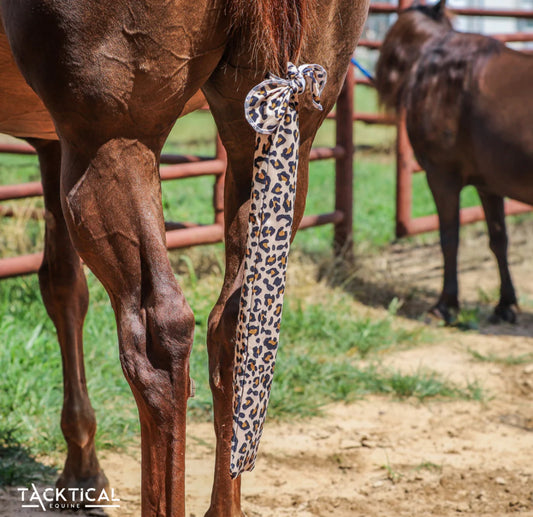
317 231 533 339
0 430 109 516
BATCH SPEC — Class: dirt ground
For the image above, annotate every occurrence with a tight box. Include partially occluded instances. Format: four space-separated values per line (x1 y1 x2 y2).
2 220 533 516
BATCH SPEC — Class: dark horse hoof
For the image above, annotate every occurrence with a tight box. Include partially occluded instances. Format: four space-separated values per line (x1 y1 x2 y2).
427 304 458 325
489 304 517 324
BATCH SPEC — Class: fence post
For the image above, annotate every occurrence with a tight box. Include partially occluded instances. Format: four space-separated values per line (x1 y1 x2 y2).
334 70 355 259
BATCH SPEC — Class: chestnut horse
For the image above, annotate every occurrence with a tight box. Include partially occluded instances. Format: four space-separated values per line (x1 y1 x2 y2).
376 0 533 324
0 0 369 515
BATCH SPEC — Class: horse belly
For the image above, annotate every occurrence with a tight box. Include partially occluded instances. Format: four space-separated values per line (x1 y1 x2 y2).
0 22 57 140
469 53 533 203
470 130 533 204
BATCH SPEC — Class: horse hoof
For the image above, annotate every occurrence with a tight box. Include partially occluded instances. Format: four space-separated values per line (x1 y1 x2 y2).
55 469 110 505
490 305 517 324
204 508 246 517
427 304 456 325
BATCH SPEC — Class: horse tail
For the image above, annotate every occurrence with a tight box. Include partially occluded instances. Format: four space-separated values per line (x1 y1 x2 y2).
227 0 313 74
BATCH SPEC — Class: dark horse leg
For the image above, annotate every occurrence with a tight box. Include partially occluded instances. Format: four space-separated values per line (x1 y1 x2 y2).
29 138 108 498
426 169 462 323
478 190 517 323
200 87 254 517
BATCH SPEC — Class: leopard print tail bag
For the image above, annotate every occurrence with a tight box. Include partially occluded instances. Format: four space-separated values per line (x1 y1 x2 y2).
230 63 327 478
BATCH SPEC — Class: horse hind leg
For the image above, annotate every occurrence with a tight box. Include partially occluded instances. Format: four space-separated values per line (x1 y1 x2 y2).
201 56 338 514
478 191 517 323
29 138 108 499
200 89 253 517
60 137 194 517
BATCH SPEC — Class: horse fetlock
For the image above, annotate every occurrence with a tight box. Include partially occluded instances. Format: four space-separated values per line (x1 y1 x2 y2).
428 301 459 325
58 427 107 497
56 468 109 505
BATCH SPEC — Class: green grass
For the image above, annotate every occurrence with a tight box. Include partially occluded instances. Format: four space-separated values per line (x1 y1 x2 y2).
0 153 42 184
414 461 442 472
270 360 482 418
382 369 483 401
382 452 403 483
0 274 136 455
468 348 533 366
0 262 481 469
281 297 426 358
441 307 483 331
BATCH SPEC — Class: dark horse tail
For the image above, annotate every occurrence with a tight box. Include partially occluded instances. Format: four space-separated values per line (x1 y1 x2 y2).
228 0 313 74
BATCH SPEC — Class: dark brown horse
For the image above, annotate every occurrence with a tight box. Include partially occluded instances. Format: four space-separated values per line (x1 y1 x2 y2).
375 0 533 324
0 0 369 516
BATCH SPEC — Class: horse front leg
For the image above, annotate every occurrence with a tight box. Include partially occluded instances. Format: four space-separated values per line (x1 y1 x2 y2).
30 138 109 500
478 190 517 323
426 170 462 324
60 138 193 517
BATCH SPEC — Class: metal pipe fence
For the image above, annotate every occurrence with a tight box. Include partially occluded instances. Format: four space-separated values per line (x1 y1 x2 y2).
3 1 530 276
0 82 354 278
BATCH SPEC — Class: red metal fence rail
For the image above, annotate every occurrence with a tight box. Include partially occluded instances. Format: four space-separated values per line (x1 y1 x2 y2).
0 85 354 278
4 2 530 277
356 0 533 238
